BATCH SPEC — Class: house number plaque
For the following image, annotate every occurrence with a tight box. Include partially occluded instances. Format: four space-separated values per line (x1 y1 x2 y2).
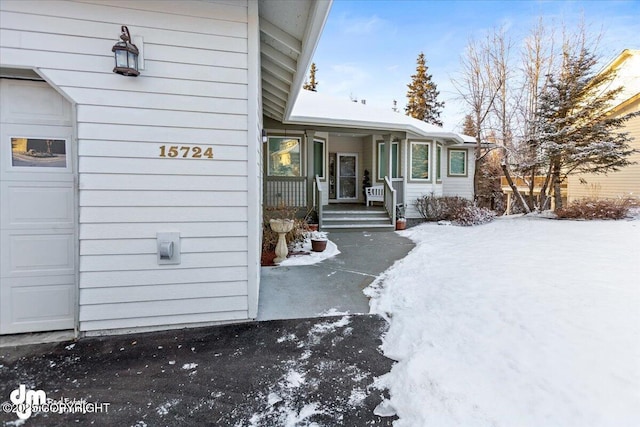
159 145 214 159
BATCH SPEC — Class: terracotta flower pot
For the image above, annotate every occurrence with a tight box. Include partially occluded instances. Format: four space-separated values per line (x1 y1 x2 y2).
311 239 327 252
396 220 407 230
307 224 319 232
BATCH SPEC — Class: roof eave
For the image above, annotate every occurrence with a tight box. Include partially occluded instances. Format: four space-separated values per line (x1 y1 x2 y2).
283 1 332 121
286 114 464 142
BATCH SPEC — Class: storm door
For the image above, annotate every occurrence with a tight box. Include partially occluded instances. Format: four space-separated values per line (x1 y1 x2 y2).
336 153 358 201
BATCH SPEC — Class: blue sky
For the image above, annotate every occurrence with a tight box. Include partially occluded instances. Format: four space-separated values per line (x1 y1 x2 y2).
310 0 640 131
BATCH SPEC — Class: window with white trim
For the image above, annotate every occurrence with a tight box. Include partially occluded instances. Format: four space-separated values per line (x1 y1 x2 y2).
267 136 302 176
436 144 442 182
377 141 399 180
448 149 468 176
313 138 325 180
410 141 430 181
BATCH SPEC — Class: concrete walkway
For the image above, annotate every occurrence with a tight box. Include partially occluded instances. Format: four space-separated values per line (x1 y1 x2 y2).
258 230 415 320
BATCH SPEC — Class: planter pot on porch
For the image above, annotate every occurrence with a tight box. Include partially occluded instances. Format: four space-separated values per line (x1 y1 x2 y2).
311 239 327 252
307 223 319 232
396 219 407 230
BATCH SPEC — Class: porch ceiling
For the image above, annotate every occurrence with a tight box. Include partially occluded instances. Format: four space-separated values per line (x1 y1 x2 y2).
258 1 332 122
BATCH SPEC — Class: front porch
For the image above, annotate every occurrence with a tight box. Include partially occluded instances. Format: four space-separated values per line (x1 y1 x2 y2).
264 174 400 231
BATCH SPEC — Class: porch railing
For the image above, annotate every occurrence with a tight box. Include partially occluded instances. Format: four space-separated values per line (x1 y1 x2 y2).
314 175 323 230
264 176 307 208
384 176 396 225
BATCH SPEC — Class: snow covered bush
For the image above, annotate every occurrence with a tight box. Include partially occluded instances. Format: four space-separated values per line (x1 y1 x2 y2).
414 193 495 226
555 197 634 220
454 204 497 226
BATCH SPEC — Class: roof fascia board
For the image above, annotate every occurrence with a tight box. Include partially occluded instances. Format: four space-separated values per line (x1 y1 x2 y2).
610 92 640 114
265 117 409 137
285 114 464 142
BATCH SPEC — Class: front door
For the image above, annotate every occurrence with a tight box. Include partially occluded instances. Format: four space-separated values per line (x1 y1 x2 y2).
337 153 358 201
0 79 76 335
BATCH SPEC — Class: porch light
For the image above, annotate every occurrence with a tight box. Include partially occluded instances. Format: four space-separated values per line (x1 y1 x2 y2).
262 129 268 143
112 26 139 76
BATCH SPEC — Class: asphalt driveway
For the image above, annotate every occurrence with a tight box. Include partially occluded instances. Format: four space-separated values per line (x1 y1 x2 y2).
0 315 395 426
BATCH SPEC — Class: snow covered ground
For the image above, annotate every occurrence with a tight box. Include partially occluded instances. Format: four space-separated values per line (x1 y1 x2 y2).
367 214 640 427
279 238 340 267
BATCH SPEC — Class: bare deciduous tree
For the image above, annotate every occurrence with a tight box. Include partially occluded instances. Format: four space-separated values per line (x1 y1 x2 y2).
452 28 505 198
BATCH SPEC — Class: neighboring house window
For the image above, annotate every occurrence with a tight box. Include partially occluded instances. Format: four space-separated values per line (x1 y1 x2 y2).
410 141 430 181
436 144 442 182
314 138 325 179
378 141 399 180
268 136 302 176
448 149 468 176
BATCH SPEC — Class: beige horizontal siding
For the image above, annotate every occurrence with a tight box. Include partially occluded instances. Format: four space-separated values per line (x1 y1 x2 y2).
568 103 640 201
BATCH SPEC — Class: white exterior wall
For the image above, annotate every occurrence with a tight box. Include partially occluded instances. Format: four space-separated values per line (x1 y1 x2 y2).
442 147 475 200
1 0 258 333
403 139 443 219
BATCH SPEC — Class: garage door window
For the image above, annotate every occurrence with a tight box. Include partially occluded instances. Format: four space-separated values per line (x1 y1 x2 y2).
11 137 68 168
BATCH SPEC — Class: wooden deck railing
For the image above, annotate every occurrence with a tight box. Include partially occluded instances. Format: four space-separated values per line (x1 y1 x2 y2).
383 176 396 225
264 176 307 208
314 175 323 230
500 176 567 190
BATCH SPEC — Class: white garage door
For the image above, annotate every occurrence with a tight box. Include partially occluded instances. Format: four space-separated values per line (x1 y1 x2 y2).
0 78 76 335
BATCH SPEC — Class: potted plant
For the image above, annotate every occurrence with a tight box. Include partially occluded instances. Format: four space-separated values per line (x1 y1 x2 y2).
310 231 328 252
362 169 371 199
395 204 407 230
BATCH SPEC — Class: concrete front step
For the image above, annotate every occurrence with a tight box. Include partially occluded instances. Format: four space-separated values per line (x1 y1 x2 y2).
323 215 389 221
322 223 395 231
323 213 389 219
323 219 392 227
323 209 386 214
321 206 394 231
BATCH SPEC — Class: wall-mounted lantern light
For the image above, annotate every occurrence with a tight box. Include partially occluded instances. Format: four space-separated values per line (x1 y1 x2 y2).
112 26 139 76
262 129 268 143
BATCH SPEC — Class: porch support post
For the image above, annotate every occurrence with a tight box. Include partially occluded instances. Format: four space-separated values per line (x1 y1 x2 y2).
305 130 316 211
383 134 392 179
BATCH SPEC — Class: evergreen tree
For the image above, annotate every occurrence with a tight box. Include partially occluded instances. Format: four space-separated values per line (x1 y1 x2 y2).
531 47 638 208
303 62 318 91
405 52 445 126
462 114 477 136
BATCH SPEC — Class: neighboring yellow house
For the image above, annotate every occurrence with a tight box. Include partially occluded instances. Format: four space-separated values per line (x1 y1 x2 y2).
568 49 640 202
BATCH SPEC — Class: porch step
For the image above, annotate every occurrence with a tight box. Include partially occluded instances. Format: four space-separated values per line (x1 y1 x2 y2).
320 205 395 231
322 223 395 231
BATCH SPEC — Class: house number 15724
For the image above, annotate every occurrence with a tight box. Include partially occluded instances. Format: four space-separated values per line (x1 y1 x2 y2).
159 145 214 159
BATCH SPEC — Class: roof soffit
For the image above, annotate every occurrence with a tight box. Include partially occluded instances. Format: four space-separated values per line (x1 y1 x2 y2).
258 0 332 122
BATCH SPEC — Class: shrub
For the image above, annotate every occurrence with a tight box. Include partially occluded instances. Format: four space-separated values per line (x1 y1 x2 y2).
414 193 495 226
555 197 634 220
262 205 307 253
